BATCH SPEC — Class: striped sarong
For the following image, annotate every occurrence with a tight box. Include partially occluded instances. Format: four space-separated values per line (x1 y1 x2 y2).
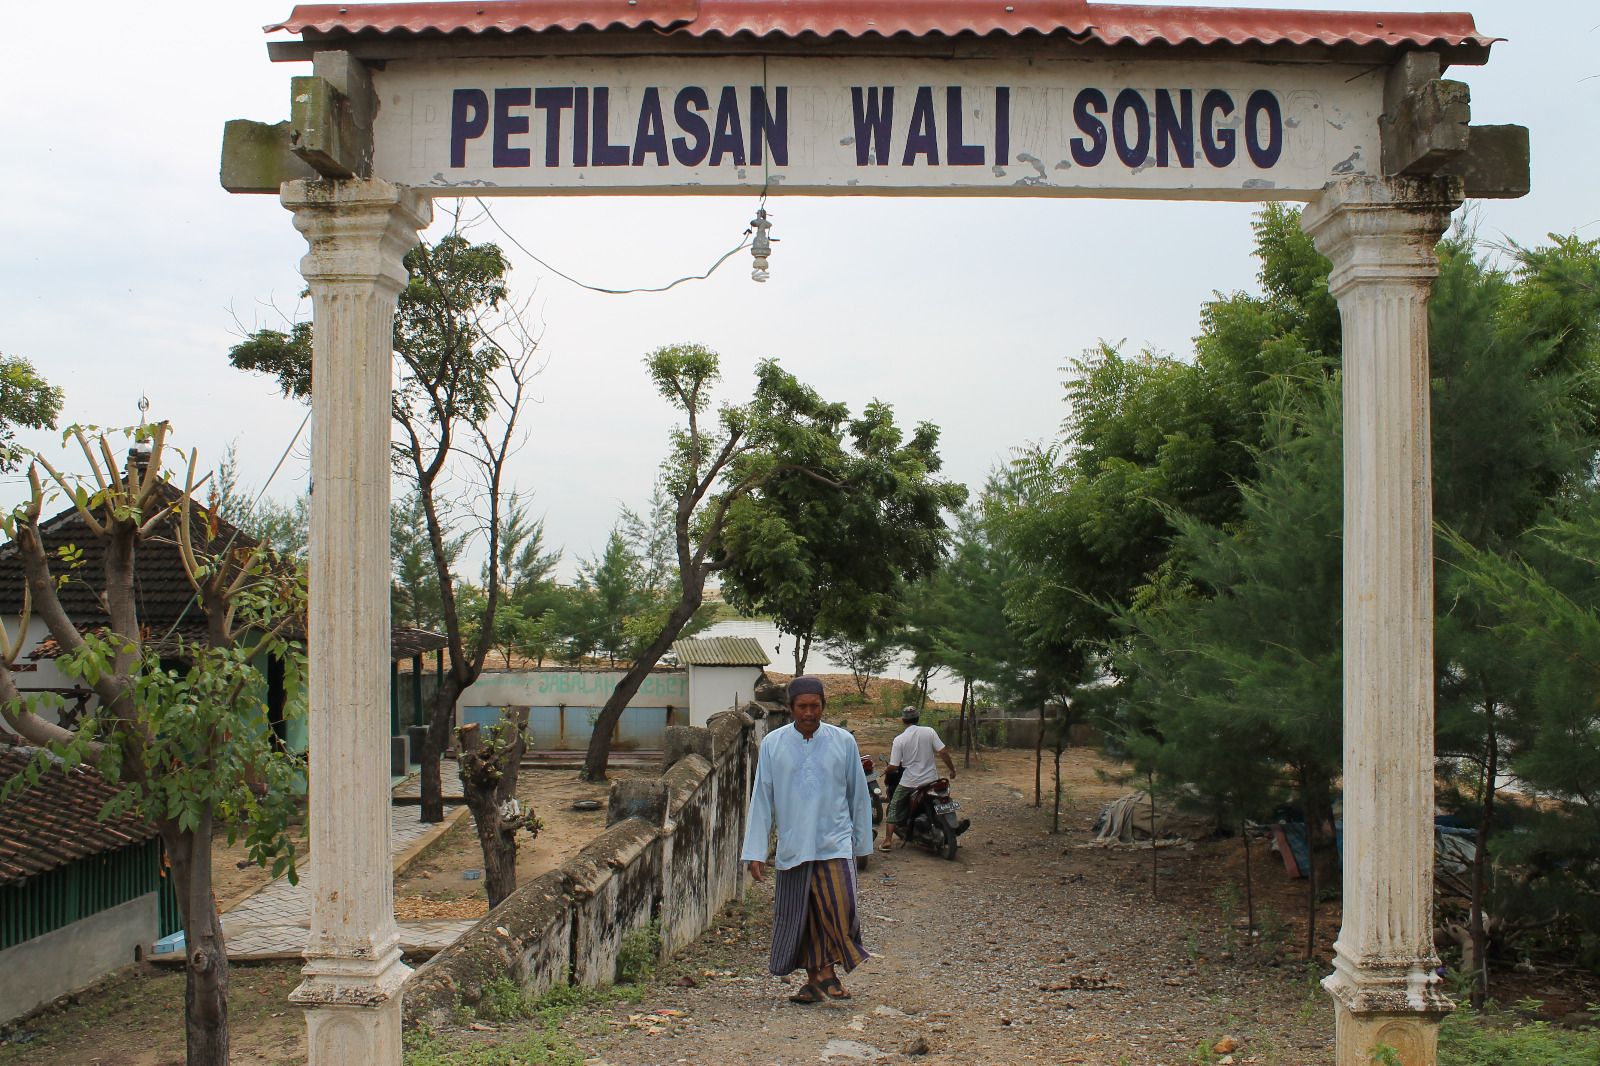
768 858 869 976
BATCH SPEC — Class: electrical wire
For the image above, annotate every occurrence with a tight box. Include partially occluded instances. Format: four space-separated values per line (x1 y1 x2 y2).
472 198 750 295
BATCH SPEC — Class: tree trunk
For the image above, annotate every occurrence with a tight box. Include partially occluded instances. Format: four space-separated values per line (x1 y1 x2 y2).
458 708 531 908
956 679 968 768
162 815 229 1066
419 671 470 823
1300 769 1320 961
1469 701 1498 1010
581 592 702 782
964 679 977 768
1149 771 1159 901
1033 705 1044 808
1051 743 1064 833
793 628 813 675
1243 821 1256 935
953 682 965 756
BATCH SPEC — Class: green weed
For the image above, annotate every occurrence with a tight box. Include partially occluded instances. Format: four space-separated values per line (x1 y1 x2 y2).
405 984 645 1065
616 920 661 985
1438 1009 1600 1066
404 1024 583 1066
475 978 535 1022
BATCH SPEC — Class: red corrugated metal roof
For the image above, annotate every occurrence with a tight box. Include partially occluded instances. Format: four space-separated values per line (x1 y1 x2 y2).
267 0 1495 53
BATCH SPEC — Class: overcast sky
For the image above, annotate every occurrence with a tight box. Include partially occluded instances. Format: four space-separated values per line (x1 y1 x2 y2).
3 1 1595 580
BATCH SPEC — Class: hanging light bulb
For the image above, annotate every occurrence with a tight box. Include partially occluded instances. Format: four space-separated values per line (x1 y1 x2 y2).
749 208 773 282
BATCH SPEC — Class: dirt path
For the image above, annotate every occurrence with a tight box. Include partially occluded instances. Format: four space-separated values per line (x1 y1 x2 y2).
565 743 1336 1066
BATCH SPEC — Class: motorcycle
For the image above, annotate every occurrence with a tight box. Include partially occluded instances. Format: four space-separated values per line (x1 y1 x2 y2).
862 753 885 826
889 774 968 860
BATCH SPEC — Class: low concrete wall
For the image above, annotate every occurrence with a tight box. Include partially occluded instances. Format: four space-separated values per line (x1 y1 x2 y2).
0 893 157 1024
405 705 761 1027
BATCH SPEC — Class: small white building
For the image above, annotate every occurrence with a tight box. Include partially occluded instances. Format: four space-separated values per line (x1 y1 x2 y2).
672 636 770 727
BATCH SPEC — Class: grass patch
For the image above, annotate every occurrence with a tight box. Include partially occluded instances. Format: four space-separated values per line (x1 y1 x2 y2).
1439 1008 1600 1066
404 1024 584 1066
407 982 646 1065
0 962 303 1066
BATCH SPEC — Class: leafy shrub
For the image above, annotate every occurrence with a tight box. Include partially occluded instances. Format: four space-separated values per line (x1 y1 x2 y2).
616 921 661 985
474 977 534 1022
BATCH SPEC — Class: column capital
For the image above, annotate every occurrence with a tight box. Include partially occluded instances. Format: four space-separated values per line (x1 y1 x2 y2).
1301 176 1463 296
282 178 432 292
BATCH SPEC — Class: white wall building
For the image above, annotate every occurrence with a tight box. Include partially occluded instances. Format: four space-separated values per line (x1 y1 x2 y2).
672 636 770 728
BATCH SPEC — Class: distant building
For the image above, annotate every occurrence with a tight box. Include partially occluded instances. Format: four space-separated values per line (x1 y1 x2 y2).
0 477 447 766
671 636 770 728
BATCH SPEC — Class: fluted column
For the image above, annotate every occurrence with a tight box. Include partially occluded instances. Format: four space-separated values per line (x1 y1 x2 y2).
1302 175 1461 1066
282 178 431 1065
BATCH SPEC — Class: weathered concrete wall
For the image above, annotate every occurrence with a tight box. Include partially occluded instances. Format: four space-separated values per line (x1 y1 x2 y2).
403 709 761 1027
404 869 575 1028
706 710 757 915
659 754 714 956
569 818 663 985
0 893 157 1024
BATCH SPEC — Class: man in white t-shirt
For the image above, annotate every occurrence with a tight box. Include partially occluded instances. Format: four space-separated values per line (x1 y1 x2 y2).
879 705 956 851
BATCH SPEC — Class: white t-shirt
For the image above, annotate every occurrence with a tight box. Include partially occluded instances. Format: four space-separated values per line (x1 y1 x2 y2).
890 724 946 789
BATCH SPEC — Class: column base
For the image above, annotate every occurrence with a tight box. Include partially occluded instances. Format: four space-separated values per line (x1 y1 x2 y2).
291 949 411 1064
1331 999 1445 1066
1327 967 1450 1066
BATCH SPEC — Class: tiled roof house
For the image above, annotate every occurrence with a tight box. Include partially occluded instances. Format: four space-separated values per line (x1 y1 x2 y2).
0 739 181 1024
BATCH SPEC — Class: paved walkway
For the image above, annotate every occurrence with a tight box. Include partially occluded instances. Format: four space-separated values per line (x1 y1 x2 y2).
222 761 478 960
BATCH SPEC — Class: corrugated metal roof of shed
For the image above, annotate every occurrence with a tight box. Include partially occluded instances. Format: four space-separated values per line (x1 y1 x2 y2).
267 0 1496 58
671 635 771 666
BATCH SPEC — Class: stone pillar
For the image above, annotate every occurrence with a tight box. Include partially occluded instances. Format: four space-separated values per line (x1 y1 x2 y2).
1302 175 1461 1066
282 178 432 1064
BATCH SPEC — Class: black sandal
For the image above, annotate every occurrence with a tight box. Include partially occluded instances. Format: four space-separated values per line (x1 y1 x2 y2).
788 984 824 1004
819 976 851 1000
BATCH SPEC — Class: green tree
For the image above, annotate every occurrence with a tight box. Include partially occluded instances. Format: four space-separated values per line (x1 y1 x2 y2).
579 344 963 781
819 631 895 700
231 231 539 829
0 425 306 1066
492 492 562 598
391 489 460 630
0 352 65 471
997 204 1338 672
1114 382 1345 956
570 527 649 665
1430 234 1600 998
718 402 966 673
1093 224 1600 982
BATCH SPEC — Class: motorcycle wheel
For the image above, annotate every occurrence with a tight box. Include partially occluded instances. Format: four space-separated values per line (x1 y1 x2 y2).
940 820 959 860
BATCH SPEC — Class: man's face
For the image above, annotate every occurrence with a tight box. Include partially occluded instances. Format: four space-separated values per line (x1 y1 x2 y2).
792 693 824 737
